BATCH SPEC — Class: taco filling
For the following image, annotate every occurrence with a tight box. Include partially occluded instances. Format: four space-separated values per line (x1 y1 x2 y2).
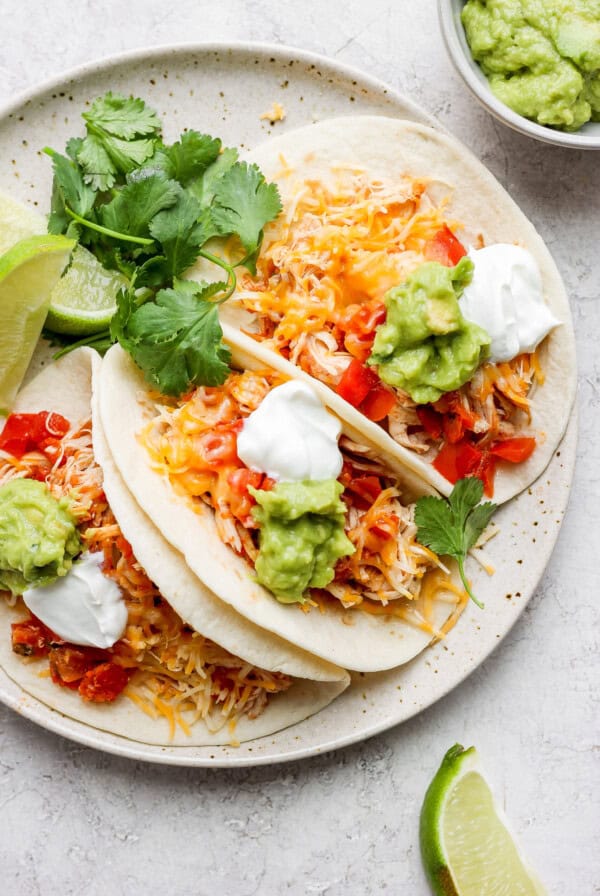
0 410 292 737
142 368 466 628
230 167 559 496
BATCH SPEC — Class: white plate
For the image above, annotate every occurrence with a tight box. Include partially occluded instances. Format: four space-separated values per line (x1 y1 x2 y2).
0 42 577 767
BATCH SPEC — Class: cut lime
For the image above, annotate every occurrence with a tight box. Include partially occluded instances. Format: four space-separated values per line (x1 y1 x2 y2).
0 235 74 414
0 189 126 338
44 244 127 336
0 189 46 255
420 744 547 896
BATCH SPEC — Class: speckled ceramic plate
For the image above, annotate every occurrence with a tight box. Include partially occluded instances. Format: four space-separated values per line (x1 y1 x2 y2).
0 42 577 766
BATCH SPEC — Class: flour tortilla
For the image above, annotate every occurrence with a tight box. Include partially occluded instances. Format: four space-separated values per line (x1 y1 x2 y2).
0 349 349 746
216 116 576 504
99 344 465 673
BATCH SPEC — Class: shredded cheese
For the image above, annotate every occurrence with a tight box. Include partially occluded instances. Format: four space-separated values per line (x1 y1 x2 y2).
142 372 460 621
0 421 291 738
232 169 542 462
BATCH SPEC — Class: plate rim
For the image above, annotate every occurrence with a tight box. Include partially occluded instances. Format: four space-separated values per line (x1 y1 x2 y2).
0 38 440 127
0 40 577 767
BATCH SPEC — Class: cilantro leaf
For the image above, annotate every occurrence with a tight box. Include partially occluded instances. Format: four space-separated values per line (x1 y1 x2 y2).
414 477 496 608
100 175 181 240
76 135 116 192
65 137 84 163
83 93 162 139
211 161 282 261
161 131 222 185
77 92 162 190
45 148 96 233
149 192 215 280
78 134 157 191
191 147 239 205
109 285 136 345
42 91 285 387
114 280 231 395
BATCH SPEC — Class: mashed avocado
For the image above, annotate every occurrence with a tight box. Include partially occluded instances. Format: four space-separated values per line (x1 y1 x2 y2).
462 0 600 130
249 479 354 604
369 258 490 405
0 479 81 595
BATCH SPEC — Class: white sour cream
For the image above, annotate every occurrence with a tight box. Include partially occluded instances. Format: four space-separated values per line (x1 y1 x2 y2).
23 552 127 649
460 244 560 363
237 380 343 482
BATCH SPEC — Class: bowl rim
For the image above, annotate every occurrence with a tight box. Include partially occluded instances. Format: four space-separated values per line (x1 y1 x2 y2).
438 0 600 150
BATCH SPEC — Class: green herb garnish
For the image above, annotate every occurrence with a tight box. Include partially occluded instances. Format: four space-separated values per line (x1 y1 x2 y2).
44 91 282 396
414 477 497 608
110 280 231 395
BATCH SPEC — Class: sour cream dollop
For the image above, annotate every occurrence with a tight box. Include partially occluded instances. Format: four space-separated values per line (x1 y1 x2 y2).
459 244 560 363
237 380 343 482
23 552 128 649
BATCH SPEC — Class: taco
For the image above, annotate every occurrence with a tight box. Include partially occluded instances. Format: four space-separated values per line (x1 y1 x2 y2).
0 350 348 746
214 117 576 504
98 343 468 673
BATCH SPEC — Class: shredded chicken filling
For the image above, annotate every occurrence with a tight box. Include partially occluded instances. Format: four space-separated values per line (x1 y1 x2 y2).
232 171 540 454
0 422 291 734
144 370 450 611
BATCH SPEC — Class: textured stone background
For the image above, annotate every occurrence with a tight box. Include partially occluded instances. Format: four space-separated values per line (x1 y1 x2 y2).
1 2 599 893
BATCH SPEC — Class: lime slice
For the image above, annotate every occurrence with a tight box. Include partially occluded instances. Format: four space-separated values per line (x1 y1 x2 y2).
420 744 547 896
0 235 74 414
44 244 127 336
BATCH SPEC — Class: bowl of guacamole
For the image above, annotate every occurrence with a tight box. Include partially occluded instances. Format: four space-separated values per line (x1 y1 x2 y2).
439 0 600 148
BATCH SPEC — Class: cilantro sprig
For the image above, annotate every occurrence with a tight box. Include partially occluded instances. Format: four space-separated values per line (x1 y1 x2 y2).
414 477 497 608
44 92 282 396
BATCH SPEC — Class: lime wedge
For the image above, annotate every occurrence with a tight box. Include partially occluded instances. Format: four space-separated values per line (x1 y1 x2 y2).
0 189 46 254
420 744 547 896
44 244 127 336
0 189 126 338
0 235 74 414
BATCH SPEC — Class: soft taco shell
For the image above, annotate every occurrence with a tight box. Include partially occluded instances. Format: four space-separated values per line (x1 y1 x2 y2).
216 116 576 504
99 344 466 673
0 349 348 746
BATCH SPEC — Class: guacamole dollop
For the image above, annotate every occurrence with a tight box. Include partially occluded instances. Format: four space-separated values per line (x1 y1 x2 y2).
249 479 354 604
0 479 81 595
369 258 490 405
462 0 600 130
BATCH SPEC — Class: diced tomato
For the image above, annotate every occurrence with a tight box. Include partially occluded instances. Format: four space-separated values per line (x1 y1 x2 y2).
341 469 383 510
359 384 396 422
433 439 498 496
431 392 476 444
228 467 264 494
338 360 395 422
227 467 265 525
342 302 387 362
432 439 483 484
337 359 379 407
11 617 59 657
443 413 467 444
490 437 536 464
0 412 70 459
416 406 444 439
475 452 497 497
48 646 108 689
424 226 467 267
78 662 129 703
196 427 239 467
369 513 400 540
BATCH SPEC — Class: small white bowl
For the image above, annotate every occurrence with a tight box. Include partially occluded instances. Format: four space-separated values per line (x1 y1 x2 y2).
438 0 600 150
